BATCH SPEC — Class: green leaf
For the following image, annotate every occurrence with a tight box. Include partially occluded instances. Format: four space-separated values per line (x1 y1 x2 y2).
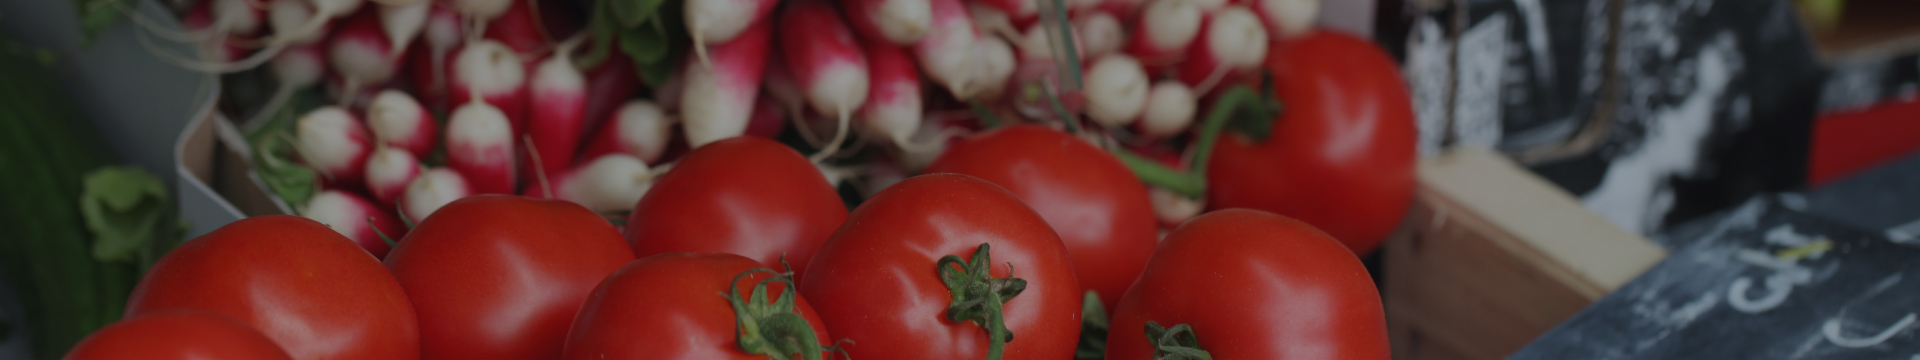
78 166 168 264
608 0 670 28
619 23 673 64
74 0 133 45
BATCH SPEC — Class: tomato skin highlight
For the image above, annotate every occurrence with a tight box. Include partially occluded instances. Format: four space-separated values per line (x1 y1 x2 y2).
384 195 636 360
124 215 421 360
799 174 1082 360
924 125 1157 312
64 311 292 360
626 137 848 280
561 252 833 360
1106 209 1389 360
1205 30 1417 255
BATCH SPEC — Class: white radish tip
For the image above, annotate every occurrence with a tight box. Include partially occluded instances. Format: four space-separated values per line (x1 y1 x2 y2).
807 64 872 116
1143 0 1203 50
1260 0 1320 39
876 0 932 43
1075 13 1125 60
859 82 923 145
296 106 371 174
686 0 751 44
969 38 1017 100
365 146 422 201
270 0 327 45
615 101 674 164
404 167 473 222
455 40 527 94
368 90 428 140
330 30 397 84
561 154 653 212
1140 81 1198 138
1209 7 1270 70
1149 186 1205 226
301 190 372 239
680 61 753 148
448 102 515 148
272 44 326 88
1084 55 1151 127
533 53 588 91
212 0 262 35
379 1 431 54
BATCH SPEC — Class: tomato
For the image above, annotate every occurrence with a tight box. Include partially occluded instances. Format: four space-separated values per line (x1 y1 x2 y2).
1105 209 1388 360
799 174 1082 360
64 311 291 360
562 252 834 360
626 136 847 280
1205 30 1418 255
384 195 636 359
923 125 1157 311
124 215 419 360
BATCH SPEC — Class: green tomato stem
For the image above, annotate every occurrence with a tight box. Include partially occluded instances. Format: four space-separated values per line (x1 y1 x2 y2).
1109 87 1267 199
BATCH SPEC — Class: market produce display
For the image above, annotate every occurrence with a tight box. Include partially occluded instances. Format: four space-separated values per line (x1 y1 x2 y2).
25 0 1426 356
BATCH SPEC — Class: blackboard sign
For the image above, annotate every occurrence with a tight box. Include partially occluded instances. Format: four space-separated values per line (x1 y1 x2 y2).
1513 196 1920 359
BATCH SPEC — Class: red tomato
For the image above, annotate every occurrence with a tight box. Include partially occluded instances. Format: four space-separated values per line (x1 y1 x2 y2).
1105 209 1388 360
124 215 419 360
799 174 1082 360
562 252 834 359
384 195 636 359
923 125 1158 311
626 137 847 280
1205 30 1418 255
65 311 291 360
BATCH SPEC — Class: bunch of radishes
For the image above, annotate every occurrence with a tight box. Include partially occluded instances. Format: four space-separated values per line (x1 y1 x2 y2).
160 0 1320 255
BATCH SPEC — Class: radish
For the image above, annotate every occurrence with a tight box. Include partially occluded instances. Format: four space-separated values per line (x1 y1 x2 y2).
972 0 1036 23
857 41 924 150
1137 81 1196 139
452 0 514 22
580 51 639 138
484 0 553 56
654 62 688 113
779 0 870 158
379 1 430 55
685 0 781 64
408 4 464 112
364 145 422 207
1248 0 1318 39
526 41 590 184
1015 23 1081 61
1084 54 1150 128
1177 6 1268 90
367 90 438 158
539 154 655 212
210 0 265 37
155 0 362 73
681 19 773 148
1191 0 1229 11
401 167 474 222
745 94 793 140
763 58 810 130
840 0 931 44
295 106 374 188
968 36 1017 100
1123 0 1202 65
449 40 529 136
1074 12 1125 60
914 0 986 100
582 100 675 165
328 8 402 106
243 42 327 129
301 190 405 258
1148 186 1204 227
446 100 518 195
967 3 1020 41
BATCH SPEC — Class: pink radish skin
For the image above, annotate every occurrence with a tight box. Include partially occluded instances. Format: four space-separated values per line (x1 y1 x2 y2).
857 41 923 148
1176 6 1269 88
379 1 429 55
685 0 781 47
914 0 984 100
185 0 360 73
484 0 553 58
840 0 931 44
581 100 674 165
580 51 639 139
328 9 402 105
654 62 689 113
1074 12 1125 60
301 190 405 258
681 19 773 148
972 0 1036 23
407 4 464 112
449 40 530 136
540 154 653 212
1084 55 1151 127
525 48 590 185
1137 81 1197 139
745 94 792 139
364 146 422 207
367 90 438 158
780 0 871 124
295 106 374 188
446 100 519 195
1190 0 1229 11
1246 0 1317 38
1123 0 1201 65
401 167 474 222
764 58 809 122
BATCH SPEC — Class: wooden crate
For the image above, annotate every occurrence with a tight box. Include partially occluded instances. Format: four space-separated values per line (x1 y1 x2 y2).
1383 148 1667 359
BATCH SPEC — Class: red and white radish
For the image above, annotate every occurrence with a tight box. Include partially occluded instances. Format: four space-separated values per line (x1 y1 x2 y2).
451 0 514 22
972 0 1036 23
967 3 1020 41
857 41 924 150
243 42 326 128
210 0 265 37
328 9 402 106
914 0 986 99
1123 0 1202 65
295 106 374 188
582 100 675 164
364 145 422 207
446 100 518 195
484 0 553 56
779 0 870 158
1137 81 1197 139
969 36 1017 100
841 0 931 44
1084 54 1150 127
1177 6 1269 90
654 62 689 113
301 189 406 258
408 3 464 112
449 40 529 135
580 51 639 138
681 19 773 148
1148 186 1205 227
1015 23 1080 61
379 1 430 55
541 154 655 212
525 42 590 183
745 94 792 140
685 0 780 64
401 167 473 222
1248 0 1318 39
367 90 438 158
166 0 361 73
1074 12 1125 60
1191 0 1230 11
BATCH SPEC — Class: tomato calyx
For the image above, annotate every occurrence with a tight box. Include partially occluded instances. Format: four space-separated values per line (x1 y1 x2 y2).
1143 322 1212 360
726 262 841 360
1073 291 1110 359
937 243 1028 360
1108 86 1280 199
